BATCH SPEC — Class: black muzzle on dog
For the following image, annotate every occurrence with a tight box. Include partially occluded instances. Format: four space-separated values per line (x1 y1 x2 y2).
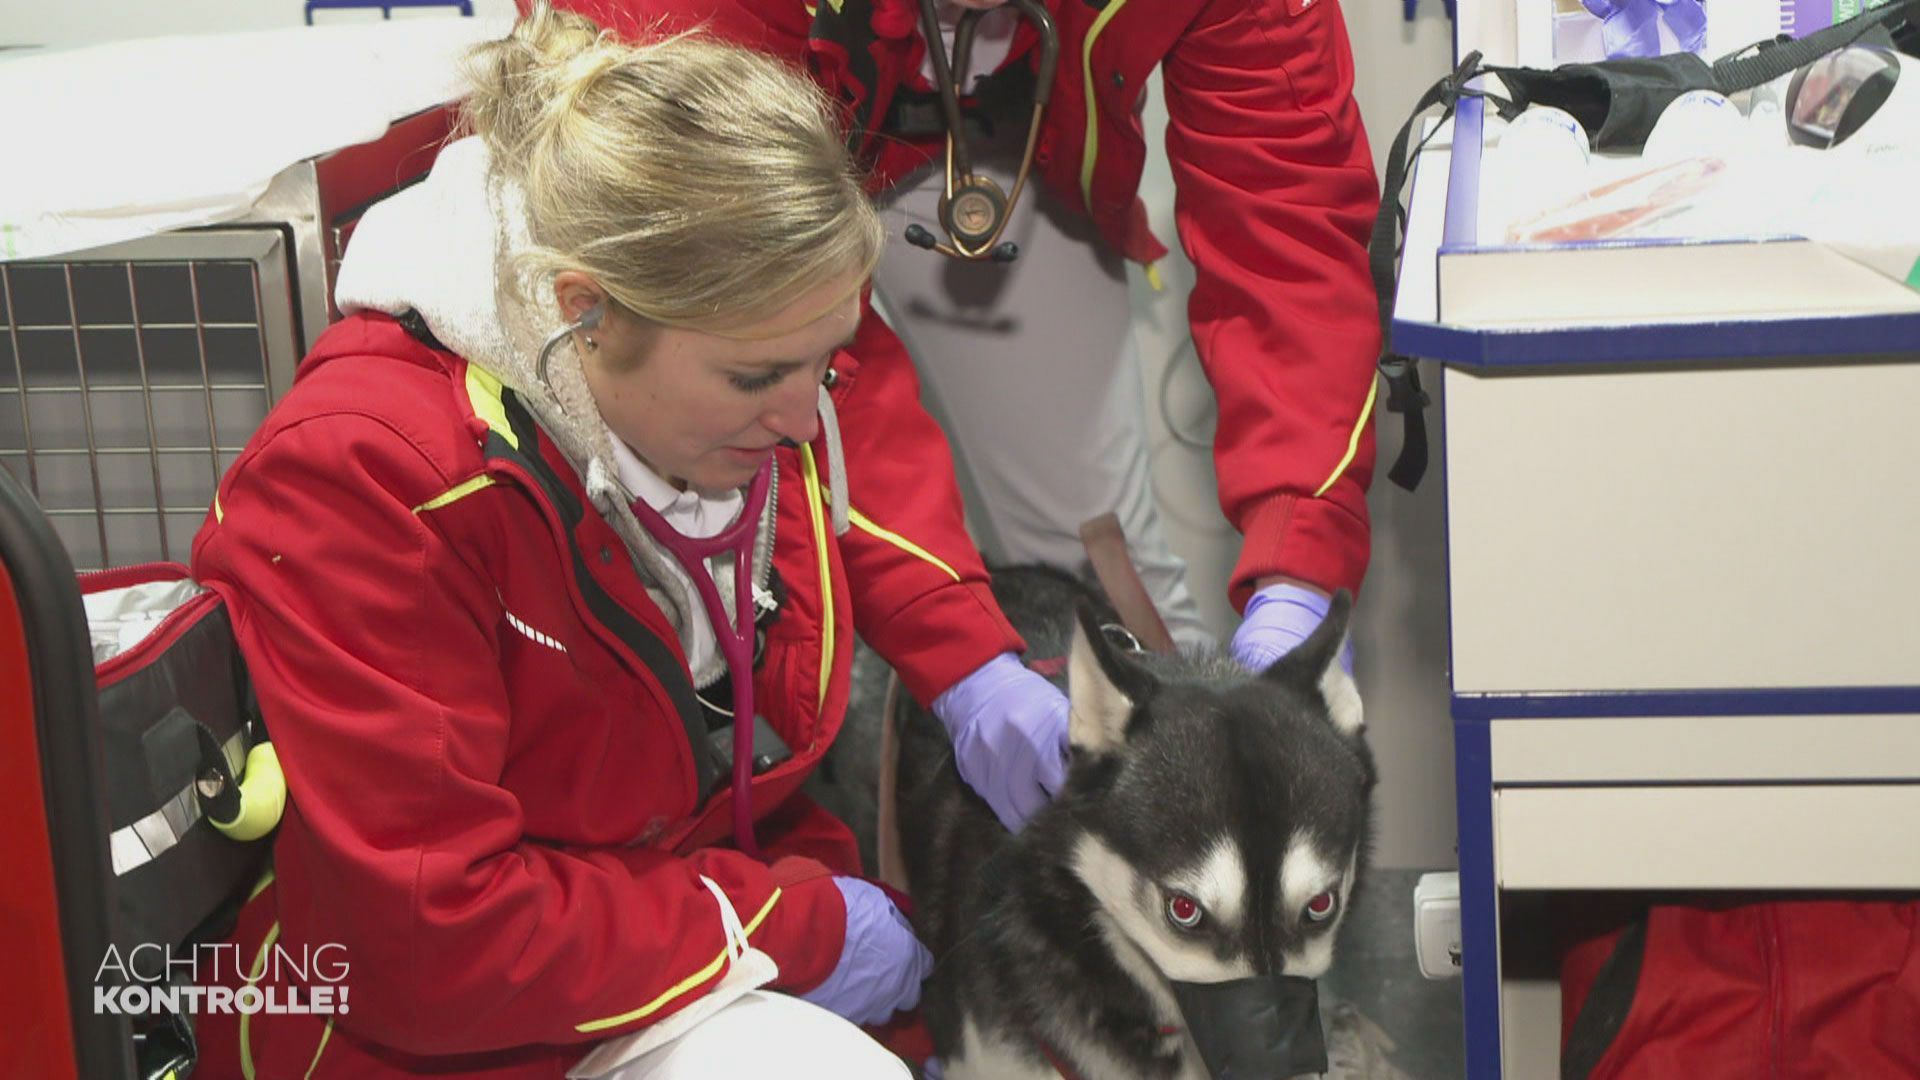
1170 974 1328 1079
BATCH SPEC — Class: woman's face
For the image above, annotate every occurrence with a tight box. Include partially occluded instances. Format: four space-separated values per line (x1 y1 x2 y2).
572 272 864 496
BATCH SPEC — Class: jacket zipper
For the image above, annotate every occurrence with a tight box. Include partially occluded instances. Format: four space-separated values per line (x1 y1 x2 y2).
93 589 222 688
78 561 208 689
76 561 191 585
752 460 780 620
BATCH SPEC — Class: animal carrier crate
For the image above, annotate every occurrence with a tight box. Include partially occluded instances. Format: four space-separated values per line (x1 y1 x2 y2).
0 103 457 571
0 232 301 571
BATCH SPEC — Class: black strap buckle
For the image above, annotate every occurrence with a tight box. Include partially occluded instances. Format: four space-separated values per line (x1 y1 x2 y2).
1381 355 1430 414
1378 355 1431 492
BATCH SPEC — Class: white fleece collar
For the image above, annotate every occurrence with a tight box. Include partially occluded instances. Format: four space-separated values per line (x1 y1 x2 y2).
333 137 535 389
330 136 851 683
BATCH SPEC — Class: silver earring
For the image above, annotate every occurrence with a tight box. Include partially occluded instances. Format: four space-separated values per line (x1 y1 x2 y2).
582 335 598 351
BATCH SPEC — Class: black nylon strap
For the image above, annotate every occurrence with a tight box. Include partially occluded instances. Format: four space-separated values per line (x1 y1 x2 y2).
1712 0 1918 91
1381 358 1430 491
1368 51 1484 492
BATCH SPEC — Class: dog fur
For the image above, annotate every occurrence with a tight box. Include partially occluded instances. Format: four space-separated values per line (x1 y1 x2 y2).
894 566 1376 1080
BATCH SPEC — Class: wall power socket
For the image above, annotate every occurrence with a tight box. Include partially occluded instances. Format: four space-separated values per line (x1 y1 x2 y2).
1414 871 1462 979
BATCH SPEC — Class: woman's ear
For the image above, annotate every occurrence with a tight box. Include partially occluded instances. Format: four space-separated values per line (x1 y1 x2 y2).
552 271 607 326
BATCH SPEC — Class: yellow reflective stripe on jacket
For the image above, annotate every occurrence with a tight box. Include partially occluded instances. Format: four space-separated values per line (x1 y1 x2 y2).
214 492 224 523
239 920 282 1080
1312 376 1379 499
464 364 518 451
238 918 332 1079
304 1019 335 1079
844 503 961 584
800 447 835 711
248 866 275 904
575 889 784 1034
412 475 498 515
1079 0 1134 211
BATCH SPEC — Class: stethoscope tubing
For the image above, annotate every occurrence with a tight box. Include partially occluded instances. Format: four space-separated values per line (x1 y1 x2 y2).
627 460 775 860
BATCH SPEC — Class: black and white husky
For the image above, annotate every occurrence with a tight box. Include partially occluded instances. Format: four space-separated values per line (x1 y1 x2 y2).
895 567 1376 1080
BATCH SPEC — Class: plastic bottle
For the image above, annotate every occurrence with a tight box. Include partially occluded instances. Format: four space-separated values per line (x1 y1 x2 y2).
1641 89 1747 164
1488 105 1593 231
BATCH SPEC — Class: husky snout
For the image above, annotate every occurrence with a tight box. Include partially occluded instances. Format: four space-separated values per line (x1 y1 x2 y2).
1170 973 1328 1079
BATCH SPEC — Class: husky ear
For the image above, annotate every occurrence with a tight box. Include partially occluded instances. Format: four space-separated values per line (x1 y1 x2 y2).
1068 603 1156 753
1261 590 1363 736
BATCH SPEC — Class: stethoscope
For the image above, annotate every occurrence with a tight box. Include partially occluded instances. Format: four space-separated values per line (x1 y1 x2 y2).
628 461 773 861
902 0 1061 263
539 305 775 859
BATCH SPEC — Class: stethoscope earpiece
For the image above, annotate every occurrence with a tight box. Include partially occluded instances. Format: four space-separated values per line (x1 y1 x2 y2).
535 299 609 399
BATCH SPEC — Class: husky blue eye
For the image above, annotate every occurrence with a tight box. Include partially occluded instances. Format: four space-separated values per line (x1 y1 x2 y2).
1304 891 1337 923
1165 892 1204 930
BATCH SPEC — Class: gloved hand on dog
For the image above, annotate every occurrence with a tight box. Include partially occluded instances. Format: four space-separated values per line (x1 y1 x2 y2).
1232 582 1355 674
932 653 1071 831
798 877 933 1026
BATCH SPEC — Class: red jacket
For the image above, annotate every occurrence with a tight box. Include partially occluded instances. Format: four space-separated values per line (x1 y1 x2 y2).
1559 899 1920 1079
554 0 1383 603
187 312 1019 1078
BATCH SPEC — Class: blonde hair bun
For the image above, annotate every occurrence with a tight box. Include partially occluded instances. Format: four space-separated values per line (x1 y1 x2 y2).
461 2 882 334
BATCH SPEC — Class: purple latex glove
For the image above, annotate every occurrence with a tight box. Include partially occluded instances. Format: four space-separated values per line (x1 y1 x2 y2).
931 652 1071 831
799 877 933 1027
1231 583 1355 674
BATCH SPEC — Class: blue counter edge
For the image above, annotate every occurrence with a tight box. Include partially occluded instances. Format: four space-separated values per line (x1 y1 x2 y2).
1454 686 1920 719
1391 312 1920 368
1405 89 1920 368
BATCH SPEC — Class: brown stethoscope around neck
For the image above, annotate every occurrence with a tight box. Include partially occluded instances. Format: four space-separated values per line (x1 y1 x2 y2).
902 0 1060 263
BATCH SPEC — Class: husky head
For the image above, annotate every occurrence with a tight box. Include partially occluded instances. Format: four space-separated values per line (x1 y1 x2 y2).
1058 593 1375 1069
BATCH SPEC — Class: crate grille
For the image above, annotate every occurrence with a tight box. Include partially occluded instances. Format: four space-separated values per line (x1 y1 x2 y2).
0 232 298 571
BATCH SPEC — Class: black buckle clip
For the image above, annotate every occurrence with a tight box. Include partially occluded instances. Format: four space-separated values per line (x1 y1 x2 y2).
1380 356 1430 414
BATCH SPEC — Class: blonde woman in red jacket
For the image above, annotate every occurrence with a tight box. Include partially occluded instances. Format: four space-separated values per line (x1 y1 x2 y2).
187 6 1071 1077
555 0 1383 671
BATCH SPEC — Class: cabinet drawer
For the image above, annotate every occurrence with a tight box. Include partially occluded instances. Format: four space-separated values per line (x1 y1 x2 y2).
1490 714 1920 783
1445 360 1920 694
1495 784 1920 889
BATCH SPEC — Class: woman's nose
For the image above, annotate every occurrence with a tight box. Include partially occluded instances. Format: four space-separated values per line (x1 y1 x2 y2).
761 380 821 446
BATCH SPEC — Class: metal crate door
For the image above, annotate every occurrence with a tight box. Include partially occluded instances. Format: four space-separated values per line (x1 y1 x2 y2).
0 229 302 572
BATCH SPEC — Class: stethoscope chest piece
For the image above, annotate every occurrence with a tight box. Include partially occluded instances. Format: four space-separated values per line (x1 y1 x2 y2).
907 0 1059 263
941 176 1009 248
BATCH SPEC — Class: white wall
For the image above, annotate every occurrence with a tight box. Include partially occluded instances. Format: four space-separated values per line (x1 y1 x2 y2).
1128 0 1459 870
1 0 519 50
